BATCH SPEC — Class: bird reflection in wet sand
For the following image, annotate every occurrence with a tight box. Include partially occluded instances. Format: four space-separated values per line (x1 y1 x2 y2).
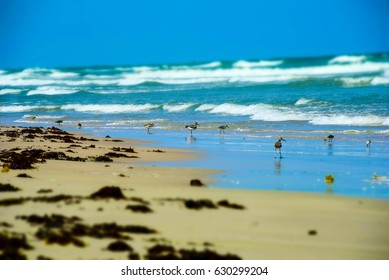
274 158 282 175
186 136 196 144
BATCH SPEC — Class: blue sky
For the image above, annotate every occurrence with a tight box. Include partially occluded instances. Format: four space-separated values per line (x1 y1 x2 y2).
0 0 388 69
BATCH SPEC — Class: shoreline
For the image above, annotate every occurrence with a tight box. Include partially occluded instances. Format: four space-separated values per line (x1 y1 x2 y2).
1 125 389 260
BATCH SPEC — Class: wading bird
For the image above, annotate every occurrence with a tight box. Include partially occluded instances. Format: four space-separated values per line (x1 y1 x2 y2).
77 123 82 129
274 137 286 158
185 122 199 136
218 125 229 134
55 120 63 125
144 123 155 134
366 139 371 148
327 134 334 143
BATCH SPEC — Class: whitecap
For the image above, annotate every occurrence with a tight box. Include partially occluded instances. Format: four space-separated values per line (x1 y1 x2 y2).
0 88 23 95
339 77 372 87
310 115 389 126
61 103 159 113
233 60 283 68
0 105 57 113
295 97 314 105
370 76 389 85
162 103 195 112
195 104 217 111
328 55 367 64
27 86 78 95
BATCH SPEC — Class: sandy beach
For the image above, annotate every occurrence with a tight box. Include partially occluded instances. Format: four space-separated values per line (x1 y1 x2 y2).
1 125 389 260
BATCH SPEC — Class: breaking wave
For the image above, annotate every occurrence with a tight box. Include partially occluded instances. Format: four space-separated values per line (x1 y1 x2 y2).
61 103 160 113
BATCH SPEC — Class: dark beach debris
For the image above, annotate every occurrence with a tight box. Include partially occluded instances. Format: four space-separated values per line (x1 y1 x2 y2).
17 214 82 228
32 194 81 204
0 222 13 228
145 244 179 260
0 249 28 260
308 230 318 236
43 134 79 143
129 197 150 205
16 173 33 178
20 127 44 134
0 194 81 207
0 148 86 170
107 240 134 252
145 244 241 260
79 136 99 142
184 199 217 210
111 139 124 142
128 252 141 260
47 127 71 135
0 197 25 207
90 186 126 200
36 228 85 247
0 232 33 250
0 183 20 192
148 149 166 153
37 255 53 260
190 179 205 187
125 204 153 213
37 189 53 194
217 200 245 210
178 249 241 260
112 147 136 153
104 152 134 158
92 155 113 162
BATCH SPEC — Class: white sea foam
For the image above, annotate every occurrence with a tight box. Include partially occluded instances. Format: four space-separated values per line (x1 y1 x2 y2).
0 89 23 95
310 115 389 126
295 97 314 105
370 76 389 85
49 71 79 78
195 104 217 111
61 103 159 113
233 60 283 68
27 86 78 95
329 55 367 64
162 103 195 112
0 105 57 113
1 60 389 87
339 77 372 87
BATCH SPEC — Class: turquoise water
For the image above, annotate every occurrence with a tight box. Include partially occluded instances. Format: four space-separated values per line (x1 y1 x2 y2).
1 53 389 198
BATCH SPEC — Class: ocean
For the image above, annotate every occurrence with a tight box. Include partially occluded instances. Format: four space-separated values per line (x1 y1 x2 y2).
1 53 389 199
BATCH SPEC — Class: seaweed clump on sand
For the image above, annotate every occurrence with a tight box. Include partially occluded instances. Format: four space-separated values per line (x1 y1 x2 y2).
184 199 217 210
125 204 153 213
0 231 33 260
92 155 113 162
145 244 241 260
217 200 245 210
106 240 134 252
189 179 205 187
90 186 126 200
0 149 86 170
0 183 20 192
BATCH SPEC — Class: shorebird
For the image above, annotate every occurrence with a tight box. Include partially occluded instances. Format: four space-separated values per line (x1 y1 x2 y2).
144 123 155 134
185 122 199 136
366 139 371 148
327 134 334 143
274 137 286 158
77 123 82 129
55 120 63 125
29 115 36 121
218 125 229 134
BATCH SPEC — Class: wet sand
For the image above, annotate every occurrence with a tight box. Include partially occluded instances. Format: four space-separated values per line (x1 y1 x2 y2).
1 126 389 260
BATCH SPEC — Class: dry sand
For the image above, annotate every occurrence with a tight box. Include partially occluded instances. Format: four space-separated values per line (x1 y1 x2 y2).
1 126 389 260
